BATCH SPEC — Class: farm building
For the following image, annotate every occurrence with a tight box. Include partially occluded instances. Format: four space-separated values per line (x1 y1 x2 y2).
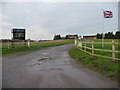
83 35 97 39
66 35 78 39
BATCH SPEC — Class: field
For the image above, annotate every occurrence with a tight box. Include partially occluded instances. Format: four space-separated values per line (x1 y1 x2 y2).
69 39 120 81
1 39 74 56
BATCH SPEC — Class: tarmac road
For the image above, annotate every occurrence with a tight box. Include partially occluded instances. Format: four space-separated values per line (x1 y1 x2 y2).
2 44 118 88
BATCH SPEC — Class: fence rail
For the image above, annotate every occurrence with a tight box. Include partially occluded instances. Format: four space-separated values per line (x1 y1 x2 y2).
77 40 120 60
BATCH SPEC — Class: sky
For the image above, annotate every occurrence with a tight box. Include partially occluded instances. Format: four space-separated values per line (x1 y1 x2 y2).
1 1 118 40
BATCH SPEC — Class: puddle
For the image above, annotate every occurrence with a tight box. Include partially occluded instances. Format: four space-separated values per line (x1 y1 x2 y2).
50 68 63 71
37 57 51 61
27 57 52 67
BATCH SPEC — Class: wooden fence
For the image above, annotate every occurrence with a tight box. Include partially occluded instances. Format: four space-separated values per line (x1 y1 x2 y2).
77 40 120 60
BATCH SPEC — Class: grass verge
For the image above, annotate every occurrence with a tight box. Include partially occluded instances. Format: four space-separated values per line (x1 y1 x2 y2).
2 39 74 56
69 47 120 82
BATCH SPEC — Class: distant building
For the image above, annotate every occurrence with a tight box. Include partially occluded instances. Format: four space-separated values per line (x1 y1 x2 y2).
83 35 97 39
66 35 78 39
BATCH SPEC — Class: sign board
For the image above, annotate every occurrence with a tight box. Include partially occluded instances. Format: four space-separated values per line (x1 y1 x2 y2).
12 28 26 40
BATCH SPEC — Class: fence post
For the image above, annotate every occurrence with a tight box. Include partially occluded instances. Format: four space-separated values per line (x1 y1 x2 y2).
28 39 30 48
24 40 26 47
84 41 86 51
11 40 14 48
112 40 115 60
8 40 10 49
74 38 77 46
92 41 94 56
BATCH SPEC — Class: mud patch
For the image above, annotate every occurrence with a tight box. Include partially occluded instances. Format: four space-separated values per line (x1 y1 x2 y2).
106 73 117 79
78 57 84 61
88 57 97 60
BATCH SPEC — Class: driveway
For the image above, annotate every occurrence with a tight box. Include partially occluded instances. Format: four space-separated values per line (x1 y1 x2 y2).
2 44 118 88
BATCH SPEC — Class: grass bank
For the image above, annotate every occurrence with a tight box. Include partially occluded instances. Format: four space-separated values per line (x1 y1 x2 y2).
1 39 74 56
69 47 120 82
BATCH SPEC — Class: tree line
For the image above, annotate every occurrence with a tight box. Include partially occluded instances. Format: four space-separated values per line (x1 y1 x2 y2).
97 31 120 39
53 35 69 40
53 34 78 40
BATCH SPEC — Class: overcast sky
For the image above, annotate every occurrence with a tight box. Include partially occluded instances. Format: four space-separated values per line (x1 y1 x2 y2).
1 2 118 40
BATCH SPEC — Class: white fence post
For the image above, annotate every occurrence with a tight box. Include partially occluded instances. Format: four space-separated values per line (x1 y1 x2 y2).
92 41 94 56
112 40 115 60
74 39 77 46
8 41 10 49
84 41 86 51
28 39 30 48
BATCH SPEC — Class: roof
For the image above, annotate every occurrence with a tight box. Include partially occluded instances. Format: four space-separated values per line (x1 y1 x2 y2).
83 35 96 37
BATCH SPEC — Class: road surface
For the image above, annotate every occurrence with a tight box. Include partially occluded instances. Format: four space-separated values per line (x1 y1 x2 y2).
3 44 118 88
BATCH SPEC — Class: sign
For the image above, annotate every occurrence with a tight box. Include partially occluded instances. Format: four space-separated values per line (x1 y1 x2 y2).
12 28 26 40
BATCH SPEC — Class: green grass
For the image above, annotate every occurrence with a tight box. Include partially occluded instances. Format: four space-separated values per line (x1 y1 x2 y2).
1 39 74 56
89 39 119 42
69 47 120 82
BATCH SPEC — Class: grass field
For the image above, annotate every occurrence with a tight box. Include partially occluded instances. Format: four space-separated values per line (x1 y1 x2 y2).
1 39 74 56
69 47 120 82
79 39 120 59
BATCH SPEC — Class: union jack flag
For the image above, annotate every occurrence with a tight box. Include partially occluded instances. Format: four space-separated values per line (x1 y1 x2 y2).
103 10 113 18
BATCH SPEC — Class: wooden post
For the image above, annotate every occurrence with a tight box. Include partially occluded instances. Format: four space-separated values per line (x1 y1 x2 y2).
112 40 115 60
28 39 30 48
84 41 86 51
11 40 14 48
74 38 77 46
8 40 10 49
92 41 94 56
19 40 21 48
24 40 26 47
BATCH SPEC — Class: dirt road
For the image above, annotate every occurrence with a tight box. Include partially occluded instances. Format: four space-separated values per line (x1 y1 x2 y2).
2 44 118 88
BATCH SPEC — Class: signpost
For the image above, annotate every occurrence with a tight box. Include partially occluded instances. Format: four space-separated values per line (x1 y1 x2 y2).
12 28 26 40
11 28 26 48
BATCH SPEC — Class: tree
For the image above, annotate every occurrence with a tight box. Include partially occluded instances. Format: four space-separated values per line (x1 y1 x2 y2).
97 31 119 39
104 33 108 39
65 35 69 39
104 32 115 39
53 35 62 40
115 31 120 39
97 33 102 39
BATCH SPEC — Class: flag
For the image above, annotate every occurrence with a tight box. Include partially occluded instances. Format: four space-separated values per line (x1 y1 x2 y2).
103 10 113 18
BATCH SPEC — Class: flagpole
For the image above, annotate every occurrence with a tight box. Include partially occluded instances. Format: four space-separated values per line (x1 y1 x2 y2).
102 9 104 48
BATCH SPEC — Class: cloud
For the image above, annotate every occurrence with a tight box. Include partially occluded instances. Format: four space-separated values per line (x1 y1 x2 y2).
1 2 118 40
2 22 12 26
1 0 119 2
26 25 53 40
